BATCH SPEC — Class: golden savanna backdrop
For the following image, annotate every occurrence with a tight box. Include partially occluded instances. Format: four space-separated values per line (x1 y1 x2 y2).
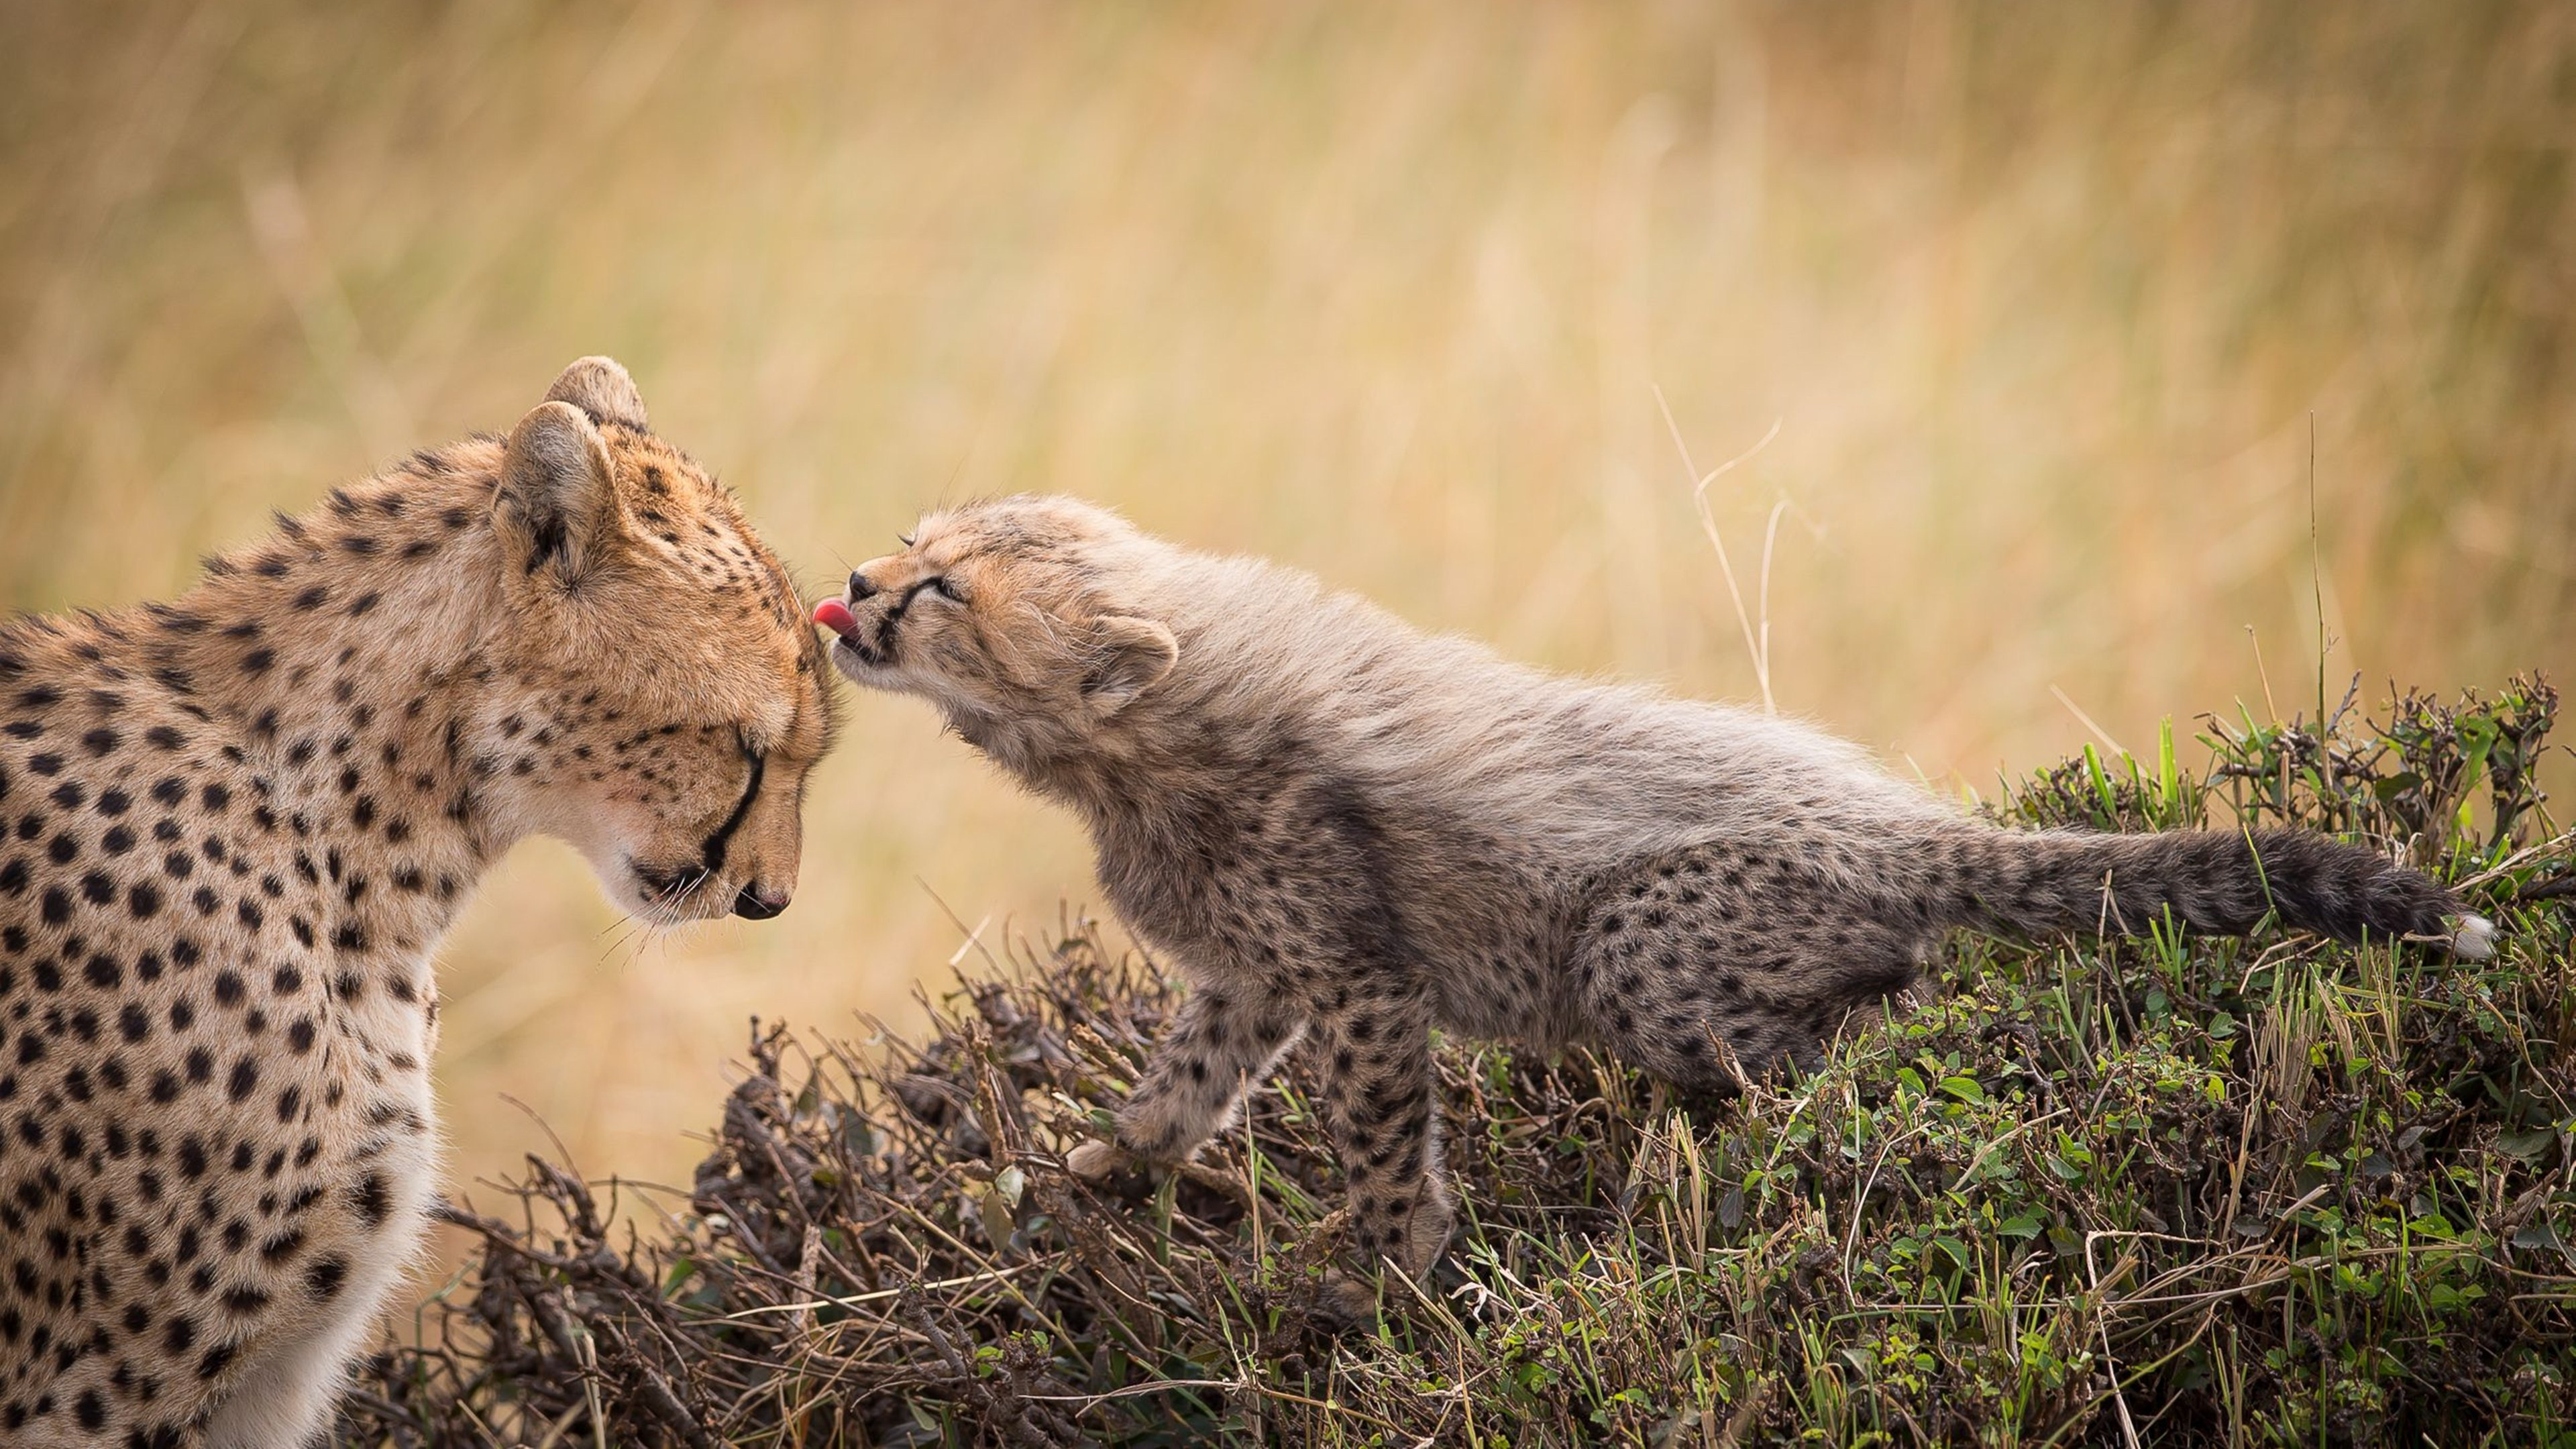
2 0 2570 1290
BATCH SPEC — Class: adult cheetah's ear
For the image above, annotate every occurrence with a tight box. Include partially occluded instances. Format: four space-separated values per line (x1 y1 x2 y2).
1081 616 1177 716
543 356 649 431
496 400 629 586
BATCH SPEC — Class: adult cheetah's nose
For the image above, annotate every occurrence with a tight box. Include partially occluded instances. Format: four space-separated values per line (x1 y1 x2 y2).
732 883 791 920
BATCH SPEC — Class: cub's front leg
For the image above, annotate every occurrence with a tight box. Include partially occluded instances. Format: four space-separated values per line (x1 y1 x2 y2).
1071 986 1302 1176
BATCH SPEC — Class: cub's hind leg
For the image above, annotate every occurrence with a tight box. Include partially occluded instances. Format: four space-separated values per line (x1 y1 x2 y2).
1571 842 1925 1092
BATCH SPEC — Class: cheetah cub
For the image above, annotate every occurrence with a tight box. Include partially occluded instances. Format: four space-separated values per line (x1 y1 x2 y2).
818 495 2491 1286
0 359 833 1446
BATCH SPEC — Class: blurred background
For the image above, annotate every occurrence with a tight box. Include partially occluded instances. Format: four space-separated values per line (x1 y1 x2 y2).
4 0 2571 1299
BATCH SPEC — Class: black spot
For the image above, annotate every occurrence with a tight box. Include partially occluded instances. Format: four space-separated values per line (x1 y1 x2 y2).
240 648 274 675
305 1256 347 1300
226 1059 257 1102
127 883 162 919
79 728 118 756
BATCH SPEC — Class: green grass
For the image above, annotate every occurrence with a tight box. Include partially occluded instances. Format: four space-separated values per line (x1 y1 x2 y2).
339 677 2573 1447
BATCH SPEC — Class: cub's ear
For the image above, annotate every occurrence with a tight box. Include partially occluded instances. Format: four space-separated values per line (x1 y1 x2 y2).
496 400 627 586
1083 615 1177 714
543 355 648 431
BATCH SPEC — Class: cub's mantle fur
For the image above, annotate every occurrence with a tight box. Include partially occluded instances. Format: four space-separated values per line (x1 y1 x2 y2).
819 495 2493 1281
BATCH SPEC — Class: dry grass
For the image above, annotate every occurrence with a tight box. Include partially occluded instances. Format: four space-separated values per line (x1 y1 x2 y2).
3 0 2573 1289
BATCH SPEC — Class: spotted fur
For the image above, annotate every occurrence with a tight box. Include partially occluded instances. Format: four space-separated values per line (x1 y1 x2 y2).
0 360 832 1446
820 494 2489 1284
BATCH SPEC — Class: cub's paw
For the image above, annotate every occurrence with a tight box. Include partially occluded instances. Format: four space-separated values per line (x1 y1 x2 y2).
1311 1267 1380 1330
2450 913 2499 961
1064 1139 1134 1182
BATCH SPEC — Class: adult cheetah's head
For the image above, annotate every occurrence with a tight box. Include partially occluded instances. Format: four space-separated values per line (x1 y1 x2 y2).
477 358 834 923
815 494 1174 764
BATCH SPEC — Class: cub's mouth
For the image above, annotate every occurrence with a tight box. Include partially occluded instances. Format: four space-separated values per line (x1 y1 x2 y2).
813 597 890 669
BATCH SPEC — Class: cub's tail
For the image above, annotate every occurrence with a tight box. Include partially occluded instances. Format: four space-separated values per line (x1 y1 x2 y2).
1931 826 2496 959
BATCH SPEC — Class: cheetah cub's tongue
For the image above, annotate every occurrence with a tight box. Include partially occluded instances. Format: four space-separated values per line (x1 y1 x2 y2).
813 598 859 639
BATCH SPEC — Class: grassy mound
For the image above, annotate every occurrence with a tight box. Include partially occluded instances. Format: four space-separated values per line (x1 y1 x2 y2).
337 682 2573 1447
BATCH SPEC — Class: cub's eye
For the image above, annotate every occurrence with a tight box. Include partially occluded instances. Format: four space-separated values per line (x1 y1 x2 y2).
922 576 963 602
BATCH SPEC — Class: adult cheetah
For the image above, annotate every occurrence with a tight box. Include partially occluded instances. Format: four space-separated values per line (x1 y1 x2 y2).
0 359 834 1446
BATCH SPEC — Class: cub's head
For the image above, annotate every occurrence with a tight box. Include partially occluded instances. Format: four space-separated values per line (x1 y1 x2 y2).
470 358 835 922
816 494 1177 767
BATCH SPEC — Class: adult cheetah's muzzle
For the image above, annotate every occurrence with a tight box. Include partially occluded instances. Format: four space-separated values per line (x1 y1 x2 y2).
732 883 790 920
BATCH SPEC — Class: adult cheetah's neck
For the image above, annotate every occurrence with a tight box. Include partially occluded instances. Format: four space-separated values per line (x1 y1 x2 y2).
4 449 525 958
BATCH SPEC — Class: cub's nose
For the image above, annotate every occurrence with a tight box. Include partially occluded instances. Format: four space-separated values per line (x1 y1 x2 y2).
847 569 877 602
732 884 790 920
